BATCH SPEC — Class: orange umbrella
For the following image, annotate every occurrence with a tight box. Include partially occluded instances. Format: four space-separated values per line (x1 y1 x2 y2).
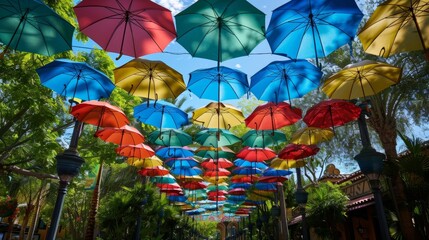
201 158 233 169
204 168 231 177
71 100 129 129
116 143 155 158
95 125 144 146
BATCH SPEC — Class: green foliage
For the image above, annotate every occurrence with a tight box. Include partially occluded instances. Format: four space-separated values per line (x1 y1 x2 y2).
306 182 349 240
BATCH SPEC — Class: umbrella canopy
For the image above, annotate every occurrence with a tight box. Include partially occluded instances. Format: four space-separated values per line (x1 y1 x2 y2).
322 60 403 100
303 99 361 128
234 159 268 169
126 156 162 168
258 175 288 183
138 166 169 177
201 158 234 169
231 175 259 183
74 0 176 58
188 66 249 101
95 125 144 146
242 130 286 148
192 102 244 129
148 129 192 147
156 147 194 159
290 127 334 145
236 147 276 162
168 195 188 203
151 174 177 184
0 0 74 56
228 188 246 195
165 158 199 168
207 183 229 191
170 167 203 176
262 169 293 177
204 168 231 177
208 190 228 197
36 59 115 101
181 181 208 190
358 0 429 59
71 101 129 128
254 183 277 191
116 143 155 159
195 129 241 147
245 102 302 130
270 158 306 170
266 0 363 65
230 183 252 190
195 146 235 159
178 175 204 182
232 167 262 175
114 59 186 99
208 195 227 201
134 100 189 129
250 60 322 104
279 144 320 160
175 0 265 62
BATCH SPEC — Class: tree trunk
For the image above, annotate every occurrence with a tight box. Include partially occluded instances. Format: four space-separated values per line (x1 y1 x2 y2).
84 162 103 240
19 202 34 240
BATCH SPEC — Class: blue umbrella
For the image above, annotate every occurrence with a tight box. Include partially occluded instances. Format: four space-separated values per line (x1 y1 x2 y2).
134 100 189 129
170 167 203 176
234 159 268 170
250 60 322 104
227 195 247 202
232 167 262 175
188 66 249 101
164 158 199 168
185 208 206 216
155 147 194 159
262 168 293 177
255 182 277 191
37 59 115 101
230 183 252 190
266 0 363 66
168 195 188 203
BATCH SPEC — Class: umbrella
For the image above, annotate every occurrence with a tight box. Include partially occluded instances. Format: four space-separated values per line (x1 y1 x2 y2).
181 181 208 190
168 195 188 203
358 0 429 59
250 60 322 104
245 102 302 131
194 146 235 159
71 101 129 129
236 147 276 162
322 60 403 100
204 176 229 184
231 175 259 183
114 59 186 99
156 147 193 159
201 158 233 169
279 144 320 160
116 143 155 159
175 0 265 62
95 125 145 146
270 158 306 170
138 166 169 177
192 102 244 129
230 183 252 190
0 0 74 56
232 167 262 175
126 157 162 168
150 174 177 184
208 195 227 201
74 0 176 59
207 183 229 191
303 99 361 128
258 175 288 183
134 100 189 129
36 59 115 101
170 167 203 177
165 158 199 168
242 130 286 148
178 175 204 182
188 66 249 101
234 159 268 170
208 191 228 197
290 127 334 145
204 168 231 177
195 129 241 147
266 0 363 66
228 188 246 195
148 129 192 147
254 183 277 192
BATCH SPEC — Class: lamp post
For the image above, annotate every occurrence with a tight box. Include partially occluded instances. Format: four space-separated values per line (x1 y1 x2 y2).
46 121 85 240
295 167 309 240
354 101 390 240
133 197 148 240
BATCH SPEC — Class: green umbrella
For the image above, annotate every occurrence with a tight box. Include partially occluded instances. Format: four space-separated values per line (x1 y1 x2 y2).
195 129 241 147
242 130 287 148
195 146 236 159
175 0 265 63
150 174 177 184
207 184 229 191
148 128 193 147
0 0 74 56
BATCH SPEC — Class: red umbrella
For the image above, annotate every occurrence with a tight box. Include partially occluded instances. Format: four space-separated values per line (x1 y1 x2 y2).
245 102 302 130
228 188 246 195
116 143 155 158
208 195 227 201
303 99 361 128
156 183 181 190
208 190 228 197
71 101 129 129
74 0 176 59
236 147 276 162
201 158 233 169
204 168 231 177
278 144 320 160
181 181 208 190
95 125 145 146
138 166 169 177
258 176 288 183
231 175 259 183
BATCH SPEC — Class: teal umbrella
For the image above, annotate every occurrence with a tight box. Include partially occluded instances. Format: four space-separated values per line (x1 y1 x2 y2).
195 129 241 147
0 0 74 56
150 174 177 184
148 128 192 147
195 146 235 159
175 0 265 63
242 130 286 148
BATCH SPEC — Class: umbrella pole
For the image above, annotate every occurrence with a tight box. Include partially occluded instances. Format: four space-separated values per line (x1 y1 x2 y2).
115 11 130 60
283 70 292 107
309 12 320 68
409 5 429 60
328 106 336 136
358 72 367 100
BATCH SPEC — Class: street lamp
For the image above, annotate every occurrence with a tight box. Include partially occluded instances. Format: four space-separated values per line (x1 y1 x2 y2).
133 196 148 240
354 101 390 240
46 121 85 240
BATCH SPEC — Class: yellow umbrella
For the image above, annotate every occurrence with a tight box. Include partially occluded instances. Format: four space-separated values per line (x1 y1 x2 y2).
358 0 429 59
204 176 229 184
176 175 204 182
322 60 402 99
270 158 305 170
290 127 334 145
114 59 186 100
192 102 244 129
126 156 163 168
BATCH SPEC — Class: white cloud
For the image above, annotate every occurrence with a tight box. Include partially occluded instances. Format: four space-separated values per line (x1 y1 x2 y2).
155 0 186 15
235 64 241 68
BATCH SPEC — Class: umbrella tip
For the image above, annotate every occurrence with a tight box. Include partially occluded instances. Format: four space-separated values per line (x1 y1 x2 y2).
115 53 123 61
